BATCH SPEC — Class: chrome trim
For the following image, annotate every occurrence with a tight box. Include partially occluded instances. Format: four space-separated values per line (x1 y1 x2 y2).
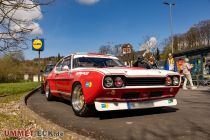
51 90 71 96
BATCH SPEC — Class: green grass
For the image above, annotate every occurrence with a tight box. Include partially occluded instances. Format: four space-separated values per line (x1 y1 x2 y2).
0 82 39 95
0 82 39 103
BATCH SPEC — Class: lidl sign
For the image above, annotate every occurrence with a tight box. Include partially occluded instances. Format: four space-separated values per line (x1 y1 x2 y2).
32 39 44 51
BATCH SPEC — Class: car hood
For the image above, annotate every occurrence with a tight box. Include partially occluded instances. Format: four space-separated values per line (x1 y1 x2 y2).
96 67 179 77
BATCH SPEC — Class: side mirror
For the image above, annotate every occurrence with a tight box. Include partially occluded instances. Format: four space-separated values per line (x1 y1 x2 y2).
62 65 69 71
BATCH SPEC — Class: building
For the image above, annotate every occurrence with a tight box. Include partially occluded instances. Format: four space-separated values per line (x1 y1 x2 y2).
118 43 133 66
118 50 145 66
121 43 133 54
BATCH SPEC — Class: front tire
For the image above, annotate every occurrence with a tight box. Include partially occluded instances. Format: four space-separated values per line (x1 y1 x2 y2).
71 84 92 117
45 82 55 101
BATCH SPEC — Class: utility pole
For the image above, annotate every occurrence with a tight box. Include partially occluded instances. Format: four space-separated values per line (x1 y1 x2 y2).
38 50 41 83
163 2 175 54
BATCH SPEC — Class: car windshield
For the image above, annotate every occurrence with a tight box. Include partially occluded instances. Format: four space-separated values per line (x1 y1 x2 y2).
73 57 125 68
44 65 55 73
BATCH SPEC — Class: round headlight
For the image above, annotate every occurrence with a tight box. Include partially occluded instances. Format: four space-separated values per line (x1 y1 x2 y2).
173 77 179 86
104 77 114 88
114 77 124 87
166 77 172 86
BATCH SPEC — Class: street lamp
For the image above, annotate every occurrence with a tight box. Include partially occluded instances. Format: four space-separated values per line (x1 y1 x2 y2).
163 2 175 54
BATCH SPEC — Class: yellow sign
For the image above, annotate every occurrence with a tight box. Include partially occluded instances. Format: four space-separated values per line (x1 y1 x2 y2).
32 39 43 50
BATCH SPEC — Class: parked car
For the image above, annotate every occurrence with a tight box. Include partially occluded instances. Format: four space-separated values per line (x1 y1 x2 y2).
41 64 55 94
45 53 181 116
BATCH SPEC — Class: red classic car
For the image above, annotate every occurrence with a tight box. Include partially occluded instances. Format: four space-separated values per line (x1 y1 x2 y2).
45 53 181 116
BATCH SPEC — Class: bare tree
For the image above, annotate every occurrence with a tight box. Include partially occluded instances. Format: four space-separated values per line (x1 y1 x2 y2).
112 44 122 56
162 19 210 56
99 45 112 54
180 20 210 50
139 36 158 57
0 0 53 53
159 38 171 60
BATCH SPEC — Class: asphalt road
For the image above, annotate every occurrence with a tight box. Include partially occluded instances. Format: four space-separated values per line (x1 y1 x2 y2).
27 89 210 140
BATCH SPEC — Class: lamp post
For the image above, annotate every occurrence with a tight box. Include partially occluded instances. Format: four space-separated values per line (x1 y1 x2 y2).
163 2 175 54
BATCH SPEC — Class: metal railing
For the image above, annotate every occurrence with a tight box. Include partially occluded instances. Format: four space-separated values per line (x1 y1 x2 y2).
192 74 210 87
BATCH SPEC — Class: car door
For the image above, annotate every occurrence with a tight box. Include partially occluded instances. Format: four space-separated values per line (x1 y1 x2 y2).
54 59 64 93
55 56 73 99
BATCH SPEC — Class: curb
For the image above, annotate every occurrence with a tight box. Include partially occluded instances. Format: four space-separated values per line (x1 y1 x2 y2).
20 87 92 140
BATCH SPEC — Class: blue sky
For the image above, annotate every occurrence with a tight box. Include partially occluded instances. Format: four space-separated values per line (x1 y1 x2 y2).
26 0 210 59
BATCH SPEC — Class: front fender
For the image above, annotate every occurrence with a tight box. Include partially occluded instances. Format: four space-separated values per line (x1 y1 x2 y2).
72 71 104 104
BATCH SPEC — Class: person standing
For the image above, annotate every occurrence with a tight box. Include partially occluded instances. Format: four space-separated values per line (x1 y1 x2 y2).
148 55 158 69
164 53 178 72
182 58 197 90
133 56 150 69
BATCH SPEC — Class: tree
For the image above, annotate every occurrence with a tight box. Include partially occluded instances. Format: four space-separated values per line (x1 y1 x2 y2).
155 48 160 61
57 53 61 61
0 0 53 53
112 44 122 56
160 38 171 60
161 19 210 57
99 45 112 54
0 51 25 82
139 36 158 57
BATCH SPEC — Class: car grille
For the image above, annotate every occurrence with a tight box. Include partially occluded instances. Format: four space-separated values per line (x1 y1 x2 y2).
125 77 166 86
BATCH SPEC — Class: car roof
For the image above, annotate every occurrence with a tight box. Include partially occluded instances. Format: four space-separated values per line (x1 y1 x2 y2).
64 52 118 60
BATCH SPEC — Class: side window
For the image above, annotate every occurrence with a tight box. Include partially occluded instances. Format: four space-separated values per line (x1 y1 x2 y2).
73 58 79 68
56 60 63 71
62 57 71 71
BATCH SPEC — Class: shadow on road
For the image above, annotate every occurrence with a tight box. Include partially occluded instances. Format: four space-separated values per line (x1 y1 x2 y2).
98 107 178 120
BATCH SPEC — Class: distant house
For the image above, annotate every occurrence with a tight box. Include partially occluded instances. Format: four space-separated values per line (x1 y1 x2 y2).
121 43 133 54
117 44 145 66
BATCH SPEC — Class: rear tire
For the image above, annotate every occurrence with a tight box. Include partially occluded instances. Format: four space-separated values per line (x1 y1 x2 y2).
45 82 55 101
71 84 92 117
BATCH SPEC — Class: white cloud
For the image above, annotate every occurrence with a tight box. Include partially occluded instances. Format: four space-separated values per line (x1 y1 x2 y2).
76 0 100 5
11 4 42 21
29 23 43 35
2 0 43 36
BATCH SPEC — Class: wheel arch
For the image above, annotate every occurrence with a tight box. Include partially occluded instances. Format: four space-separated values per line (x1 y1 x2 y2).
43 80 48 93
72 81 82 90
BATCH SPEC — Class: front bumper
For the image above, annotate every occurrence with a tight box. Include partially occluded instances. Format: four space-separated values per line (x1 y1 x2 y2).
94 98 177 111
